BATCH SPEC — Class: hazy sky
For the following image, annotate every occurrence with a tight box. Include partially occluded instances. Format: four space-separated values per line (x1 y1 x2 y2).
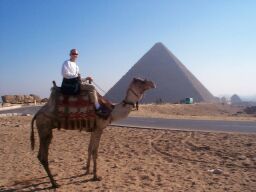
0 0 255 98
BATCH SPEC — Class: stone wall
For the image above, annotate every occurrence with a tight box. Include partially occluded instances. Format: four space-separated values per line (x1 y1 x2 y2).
1 94 42 104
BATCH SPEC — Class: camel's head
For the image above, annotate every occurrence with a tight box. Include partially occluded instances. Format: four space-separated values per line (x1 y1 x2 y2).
132 77 156 91
125 77 156 103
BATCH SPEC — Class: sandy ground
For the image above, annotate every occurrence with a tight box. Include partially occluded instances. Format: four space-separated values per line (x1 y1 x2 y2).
130 103 256 121
0 116 256 192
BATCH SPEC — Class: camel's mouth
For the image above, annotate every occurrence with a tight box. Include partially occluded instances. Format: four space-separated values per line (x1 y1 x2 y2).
146 81 156 89
151 82 156 89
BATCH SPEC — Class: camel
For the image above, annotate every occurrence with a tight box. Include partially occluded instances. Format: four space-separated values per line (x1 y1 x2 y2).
30 77 155 188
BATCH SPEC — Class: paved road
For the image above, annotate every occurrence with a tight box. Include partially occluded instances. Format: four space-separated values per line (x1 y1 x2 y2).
112 117 256 133
0 105 42 115
0 106 255 133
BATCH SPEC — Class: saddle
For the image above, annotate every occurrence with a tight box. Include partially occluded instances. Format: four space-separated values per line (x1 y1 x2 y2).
56 93 96 131
50 81 95 131
52 81 113 132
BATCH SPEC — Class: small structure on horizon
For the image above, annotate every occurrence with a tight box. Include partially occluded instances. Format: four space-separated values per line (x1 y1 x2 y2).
230 94 242 104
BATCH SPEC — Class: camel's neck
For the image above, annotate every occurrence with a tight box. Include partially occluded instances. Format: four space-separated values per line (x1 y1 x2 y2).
110 102 134 122
45 91 57 113
110 86 143 122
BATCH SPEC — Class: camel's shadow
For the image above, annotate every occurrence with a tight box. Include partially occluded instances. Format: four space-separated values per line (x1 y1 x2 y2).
0 174 95 192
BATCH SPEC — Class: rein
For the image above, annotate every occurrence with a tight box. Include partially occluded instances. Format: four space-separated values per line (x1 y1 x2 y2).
122 100 139 110
128 88 141 98
123 88 141 110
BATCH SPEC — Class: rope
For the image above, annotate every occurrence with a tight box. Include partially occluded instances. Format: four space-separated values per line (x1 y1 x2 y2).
92 81 107 94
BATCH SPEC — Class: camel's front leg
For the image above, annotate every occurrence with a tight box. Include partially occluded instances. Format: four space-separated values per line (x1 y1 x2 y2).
91 129 103 181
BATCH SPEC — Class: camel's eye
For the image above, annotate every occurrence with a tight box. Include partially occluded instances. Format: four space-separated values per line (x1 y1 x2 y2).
133 77 139 82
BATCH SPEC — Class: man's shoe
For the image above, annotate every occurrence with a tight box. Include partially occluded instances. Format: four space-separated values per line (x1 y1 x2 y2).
95 106 111 119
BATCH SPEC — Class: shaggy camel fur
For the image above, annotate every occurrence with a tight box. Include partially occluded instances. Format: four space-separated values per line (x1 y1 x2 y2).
30 77 155 188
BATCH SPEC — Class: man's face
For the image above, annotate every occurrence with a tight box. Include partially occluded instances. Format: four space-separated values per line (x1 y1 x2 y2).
70 50 79 61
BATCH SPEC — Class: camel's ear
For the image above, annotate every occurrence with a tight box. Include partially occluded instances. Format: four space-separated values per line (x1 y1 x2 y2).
133 78 138 83
133 77 144 82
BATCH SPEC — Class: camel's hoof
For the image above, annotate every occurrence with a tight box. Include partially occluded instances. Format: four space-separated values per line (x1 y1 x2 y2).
84 168 91 175
83 166 90 174
52 183 60 188
92 176 102 181
85 170 90 175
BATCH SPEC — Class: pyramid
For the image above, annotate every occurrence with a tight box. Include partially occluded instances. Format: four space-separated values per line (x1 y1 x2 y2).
105 42 215 103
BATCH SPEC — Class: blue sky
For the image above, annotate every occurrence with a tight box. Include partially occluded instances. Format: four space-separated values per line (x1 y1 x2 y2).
0 0 255 99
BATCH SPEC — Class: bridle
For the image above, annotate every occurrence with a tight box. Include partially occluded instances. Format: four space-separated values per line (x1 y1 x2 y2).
122 87 144 110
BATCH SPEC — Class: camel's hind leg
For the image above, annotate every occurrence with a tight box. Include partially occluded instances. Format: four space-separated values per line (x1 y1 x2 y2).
85 134 93 175
37 123 59 188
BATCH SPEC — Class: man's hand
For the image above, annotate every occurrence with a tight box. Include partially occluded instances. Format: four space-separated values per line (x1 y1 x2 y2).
85 76 93 82
78 73 81 82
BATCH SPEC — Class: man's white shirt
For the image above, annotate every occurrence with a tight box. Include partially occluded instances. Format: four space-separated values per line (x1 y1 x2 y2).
61 60 79 79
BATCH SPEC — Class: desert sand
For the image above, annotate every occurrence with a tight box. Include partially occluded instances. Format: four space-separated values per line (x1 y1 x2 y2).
0 114 256 192
130 103 256 121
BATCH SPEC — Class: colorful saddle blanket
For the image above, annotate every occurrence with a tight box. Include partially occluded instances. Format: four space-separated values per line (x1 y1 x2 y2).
55 92 96 132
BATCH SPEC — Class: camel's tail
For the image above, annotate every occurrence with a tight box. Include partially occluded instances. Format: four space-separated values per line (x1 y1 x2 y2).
30 114 37 150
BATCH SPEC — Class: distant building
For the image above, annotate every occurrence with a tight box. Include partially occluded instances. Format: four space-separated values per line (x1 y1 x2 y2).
220 96 229 105
105 42 216 103
230 94 242 104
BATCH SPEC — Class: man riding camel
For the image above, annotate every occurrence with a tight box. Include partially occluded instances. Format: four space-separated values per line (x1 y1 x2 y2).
61 48 110 118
